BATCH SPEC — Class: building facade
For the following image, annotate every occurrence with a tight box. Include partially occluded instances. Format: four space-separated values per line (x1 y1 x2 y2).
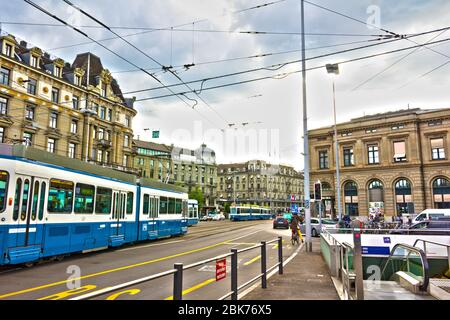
133 139 173 181
0 33 137 171
309 108 450 219
217 160 304 213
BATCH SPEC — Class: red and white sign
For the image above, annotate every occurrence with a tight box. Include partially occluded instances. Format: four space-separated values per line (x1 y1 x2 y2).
216 258 227 281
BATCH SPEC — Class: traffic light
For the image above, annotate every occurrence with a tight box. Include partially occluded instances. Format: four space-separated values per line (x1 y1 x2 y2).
314 182 322 201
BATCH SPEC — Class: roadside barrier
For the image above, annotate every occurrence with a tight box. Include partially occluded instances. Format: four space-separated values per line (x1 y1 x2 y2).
71 236 284 300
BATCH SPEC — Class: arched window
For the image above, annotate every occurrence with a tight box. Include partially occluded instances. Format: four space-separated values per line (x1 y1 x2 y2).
368 179 384 216
344 181 358 216
433 177 450 209
395 179 413 215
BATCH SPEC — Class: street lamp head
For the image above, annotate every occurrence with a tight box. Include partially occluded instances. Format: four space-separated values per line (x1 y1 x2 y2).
326 63 340 75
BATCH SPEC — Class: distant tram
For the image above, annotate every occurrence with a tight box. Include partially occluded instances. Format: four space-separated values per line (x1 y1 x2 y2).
0 144 189 266
229 206 272 221
187 199 199 226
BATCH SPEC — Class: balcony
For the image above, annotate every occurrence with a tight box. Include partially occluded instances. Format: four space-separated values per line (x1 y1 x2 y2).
97 139 112 149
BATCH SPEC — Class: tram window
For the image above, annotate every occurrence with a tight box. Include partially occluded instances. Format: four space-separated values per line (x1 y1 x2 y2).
150 198 158 218
38 182 46 220
31 181 39 221
0 171 8 213
168 198 176 214
74 183 95 214
175 199 182 214
48 179 74 213
13 178 22 221
143 194 149 214
126 192 133 215
95 187 112 214
160 197 168 214
20 179 30 221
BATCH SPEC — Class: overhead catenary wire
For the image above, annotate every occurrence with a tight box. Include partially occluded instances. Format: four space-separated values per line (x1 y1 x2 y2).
23 0 224 130
61 0 231 126
133 34 450 101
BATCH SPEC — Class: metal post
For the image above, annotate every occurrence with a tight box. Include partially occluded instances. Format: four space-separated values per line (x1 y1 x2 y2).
353 229 364 300
173 263 183 300
319 200 322 234
332 81 342 222
261 241 267 289
231 248 238 300
300 0 312 253
278 236 284 274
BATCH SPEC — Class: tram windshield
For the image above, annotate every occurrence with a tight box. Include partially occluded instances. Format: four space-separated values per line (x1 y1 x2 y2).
0 171 8 212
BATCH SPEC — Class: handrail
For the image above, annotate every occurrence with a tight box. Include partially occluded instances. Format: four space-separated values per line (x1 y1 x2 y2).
380 243 430 292
413 238 450 270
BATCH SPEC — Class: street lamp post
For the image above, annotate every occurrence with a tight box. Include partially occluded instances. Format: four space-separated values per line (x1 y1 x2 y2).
326 64 343 222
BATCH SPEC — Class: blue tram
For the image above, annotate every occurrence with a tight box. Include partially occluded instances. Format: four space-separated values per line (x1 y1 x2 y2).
229 206 272 221
0 145 188 265
187 199 199 226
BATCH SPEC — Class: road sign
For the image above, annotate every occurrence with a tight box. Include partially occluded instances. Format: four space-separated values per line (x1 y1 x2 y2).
216 258 227 281
314 181 322 201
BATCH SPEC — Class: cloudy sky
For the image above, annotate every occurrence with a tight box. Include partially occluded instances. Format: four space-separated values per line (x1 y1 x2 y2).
2 0 450 170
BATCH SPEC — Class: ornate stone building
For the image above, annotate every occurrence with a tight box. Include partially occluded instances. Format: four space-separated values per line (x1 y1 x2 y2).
0 33 137 172
309 108 450 219
217 160 304 213
133 139 173 181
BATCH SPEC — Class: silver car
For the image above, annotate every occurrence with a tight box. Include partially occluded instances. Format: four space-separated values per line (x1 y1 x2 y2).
299 218 337 237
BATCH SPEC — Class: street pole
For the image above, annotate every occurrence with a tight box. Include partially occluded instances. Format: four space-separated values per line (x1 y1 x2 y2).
301 0 312 252
332 80 343 222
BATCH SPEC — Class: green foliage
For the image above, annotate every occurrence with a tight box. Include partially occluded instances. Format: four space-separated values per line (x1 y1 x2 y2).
224 202 231 214
189 187 205 211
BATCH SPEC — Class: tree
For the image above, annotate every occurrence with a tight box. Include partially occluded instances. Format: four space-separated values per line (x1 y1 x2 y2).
189 187 205 213
224 202 231 214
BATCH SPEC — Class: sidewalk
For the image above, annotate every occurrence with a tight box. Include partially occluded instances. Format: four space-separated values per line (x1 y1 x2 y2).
242 238 340 300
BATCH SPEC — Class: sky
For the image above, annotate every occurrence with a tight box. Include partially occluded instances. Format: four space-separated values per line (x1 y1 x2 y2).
2 0 450 170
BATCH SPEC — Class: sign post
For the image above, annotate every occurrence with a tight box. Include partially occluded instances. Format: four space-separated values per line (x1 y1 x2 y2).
216 258 227 282
314 181 323 233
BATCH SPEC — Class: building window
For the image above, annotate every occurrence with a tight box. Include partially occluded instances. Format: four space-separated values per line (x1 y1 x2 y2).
51 87 60 103
0 67 10 86
25 105 35 120
30 55 38 68
431 138 445 160
0 97 7 115
392 124 405 130
74 75 81 86
27 78 37 95
433 178 450 209
395 179 414 215
341 132 352 137
428 120 442 127
23 132 33 146
97 150 103 163
68 143 76 159
49 112 58 128
101 83 107 97
47 138 56 153
366 128 377 133
98 128 104 140
368 145 379 164
54 66 62 78
70 119 78 134
125 116 130 128
124 134 130 147
5 44 13 57
105 151 110 164
343 148 354 167
99 106 106 119
92 103 99 114
0 127 4 143
72 95 79 109
319 150 328 169
123 154 129 167
368 180 384 216
393 141 407 162
107 109 112 121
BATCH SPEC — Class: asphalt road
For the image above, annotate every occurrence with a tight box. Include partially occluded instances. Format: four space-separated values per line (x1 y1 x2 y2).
0 220 298 300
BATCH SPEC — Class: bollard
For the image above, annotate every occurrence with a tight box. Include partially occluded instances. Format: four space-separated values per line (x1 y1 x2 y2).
261 241 267 289
278 236 283 275
231 248 238 300
173 263 183 300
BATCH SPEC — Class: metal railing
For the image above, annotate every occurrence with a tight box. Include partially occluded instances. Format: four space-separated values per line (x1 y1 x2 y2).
72 236 284 300
380 243 430 292
413 239 450 271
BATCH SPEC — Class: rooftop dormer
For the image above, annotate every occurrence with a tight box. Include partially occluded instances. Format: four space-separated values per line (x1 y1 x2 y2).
0 34 18 58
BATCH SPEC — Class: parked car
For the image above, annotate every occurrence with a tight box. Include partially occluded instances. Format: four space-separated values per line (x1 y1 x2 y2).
391 220 450 235
299 218 337 237
273 217 289 229
200 215 212 221
212 213 226 221
412 209 450 223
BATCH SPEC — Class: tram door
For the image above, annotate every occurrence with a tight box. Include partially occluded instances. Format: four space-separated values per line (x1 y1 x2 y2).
111 191 127 237
149 196 159 238
13 175 47 247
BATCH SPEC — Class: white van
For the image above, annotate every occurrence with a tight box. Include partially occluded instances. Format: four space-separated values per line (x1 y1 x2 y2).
412 209 450 223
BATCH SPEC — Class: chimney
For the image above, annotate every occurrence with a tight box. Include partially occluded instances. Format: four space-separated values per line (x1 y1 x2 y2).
19 40 27 48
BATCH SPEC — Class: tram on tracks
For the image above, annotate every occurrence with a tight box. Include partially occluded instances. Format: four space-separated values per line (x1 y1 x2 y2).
187 199 199 226
229 205 272 221
0 144 188 266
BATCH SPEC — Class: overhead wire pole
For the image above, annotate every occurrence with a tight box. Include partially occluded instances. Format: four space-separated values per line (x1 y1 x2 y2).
300 0 312 252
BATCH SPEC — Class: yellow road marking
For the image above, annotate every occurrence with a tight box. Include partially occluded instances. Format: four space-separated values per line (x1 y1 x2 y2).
106 289 141 300
244 255 261 266
37 285 97 300
164 278 216 300
0 229 263 299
